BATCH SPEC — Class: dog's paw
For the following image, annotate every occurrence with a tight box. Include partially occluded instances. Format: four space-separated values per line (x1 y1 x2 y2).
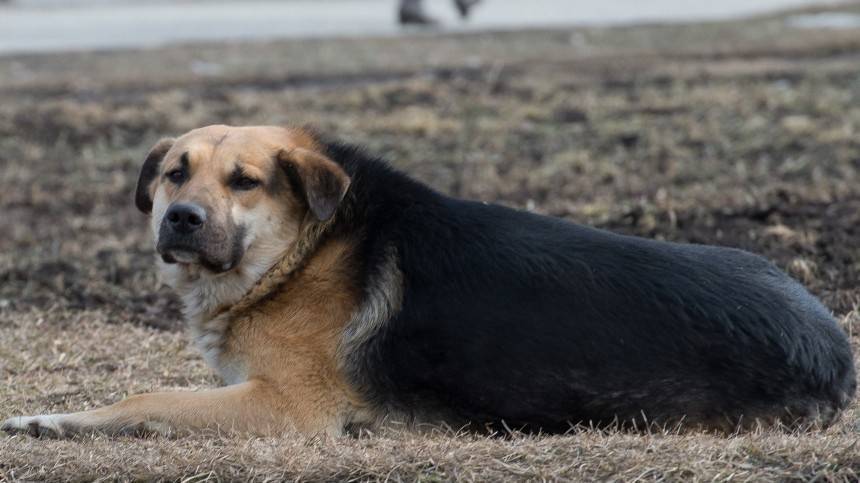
2 414 68 438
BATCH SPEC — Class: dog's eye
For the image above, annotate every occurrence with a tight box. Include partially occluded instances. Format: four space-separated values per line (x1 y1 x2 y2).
166 169 186 184
231 176 260 191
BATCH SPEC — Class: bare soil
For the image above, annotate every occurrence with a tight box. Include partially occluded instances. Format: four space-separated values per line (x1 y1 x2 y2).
1 4 860 481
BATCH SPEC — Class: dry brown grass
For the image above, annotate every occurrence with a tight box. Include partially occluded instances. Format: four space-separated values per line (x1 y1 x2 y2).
3 4 860 481
0 310 858 481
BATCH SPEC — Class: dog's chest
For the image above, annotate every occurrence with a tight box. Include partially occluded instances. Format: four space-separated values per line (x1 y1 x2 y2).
161 247 287 385
188 314 247 385
175 270 256 385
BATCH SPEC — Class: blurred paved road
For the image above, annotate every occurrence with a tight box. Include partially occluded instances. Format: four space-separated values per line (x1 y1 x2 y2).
0 0 838 54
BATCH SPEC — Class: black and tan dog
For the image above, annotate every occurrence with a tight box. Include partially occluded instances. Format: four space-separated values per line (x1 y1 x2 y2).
3 125 855 437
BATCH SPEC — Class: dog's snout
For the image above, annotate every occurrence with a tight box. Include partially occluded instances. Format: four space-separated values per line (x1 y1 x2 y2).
165 203 206 234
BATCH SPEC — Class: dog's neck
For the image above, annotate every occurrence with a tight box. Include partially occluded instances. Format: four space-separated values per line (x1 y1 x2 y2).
159 217 333 326
157 216 334 384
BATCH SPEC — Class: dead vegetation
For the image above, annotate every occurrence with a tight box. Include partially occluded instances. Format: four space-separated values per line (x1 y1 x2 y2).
1 4 860 481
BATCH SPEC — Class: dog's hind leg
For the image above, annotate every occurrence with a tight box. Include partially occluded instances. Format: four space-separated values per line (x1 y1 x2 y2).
1 379 332 438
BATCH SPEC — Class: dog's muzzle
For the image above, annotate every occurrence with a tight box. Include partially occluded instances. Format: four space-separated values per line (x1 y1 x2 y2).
157 202 244 273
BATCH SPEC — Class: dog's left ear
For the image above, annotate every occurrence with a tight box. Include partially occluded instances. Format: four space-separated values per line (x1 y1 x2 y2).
277 148 351 221
135 138 175 214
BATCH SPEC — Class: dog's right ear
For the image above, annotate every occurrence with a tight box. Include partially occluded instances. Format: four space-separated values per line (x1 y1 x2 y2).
135 138 175 213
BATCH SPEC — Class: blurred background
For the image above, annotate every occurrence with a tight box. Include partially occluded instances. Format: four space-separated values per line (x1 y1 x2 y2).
3 1 860 480
0 0 851 53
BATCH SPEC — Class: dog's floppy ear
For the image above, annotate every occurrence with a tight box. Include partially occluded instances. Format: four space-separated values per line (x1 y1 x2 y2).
135 138 175 213
277 148 350 221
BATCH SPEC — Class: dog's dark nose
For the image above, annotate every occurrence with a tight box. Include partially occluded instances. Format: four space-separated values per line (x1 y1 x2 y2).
165 203 206 234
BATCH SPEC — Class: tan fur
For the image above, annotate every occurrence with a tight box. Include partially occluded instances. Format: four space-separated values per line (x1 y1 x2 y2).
221 238 367 434
2 125 373 438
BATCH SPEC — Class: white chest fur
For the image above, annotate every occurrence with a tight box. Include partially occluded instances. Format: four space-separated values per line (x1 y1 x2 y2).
157 246 281 385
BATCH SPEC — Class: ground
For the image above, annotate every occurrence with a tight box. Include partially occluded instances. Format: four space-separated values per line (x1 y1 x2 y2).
1 3 860 481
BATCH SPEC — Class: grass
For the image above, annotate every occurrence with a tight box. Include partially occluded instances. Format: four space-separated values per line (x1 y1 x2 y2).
2 4 860 481
5 311 859 481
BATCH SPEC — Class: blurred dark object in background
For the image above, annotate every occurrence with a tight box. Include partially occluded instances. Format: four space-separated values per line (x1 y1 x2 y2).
399 0 482 25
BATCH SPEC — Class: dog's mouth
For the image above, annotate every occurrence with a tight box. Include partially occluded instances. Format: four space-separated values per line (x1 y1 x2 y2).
160 248 199 265
156 220 247 275
158 245 238 274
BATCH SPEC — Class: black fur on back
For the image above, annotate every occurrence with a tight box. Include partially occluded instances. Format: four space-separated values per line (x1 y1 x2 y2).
319 139 856 432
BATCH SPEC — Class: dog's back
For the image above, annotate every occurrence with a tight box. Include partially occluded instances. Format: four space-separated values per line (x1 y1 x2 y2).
334 147 855 432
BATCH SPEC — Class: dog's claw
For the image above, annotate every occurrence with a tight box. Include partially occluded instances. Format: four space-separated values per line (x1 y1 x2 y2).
1 418 15 435
2 416 64 438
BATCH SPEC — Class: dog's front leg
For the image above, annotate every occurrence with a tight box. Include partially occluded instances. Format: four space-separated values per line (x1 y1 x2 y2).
1 379 298 438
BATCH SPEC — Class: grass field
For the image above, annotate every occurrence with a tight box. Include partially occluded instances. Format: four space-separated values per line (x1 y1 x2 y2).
2 4 860 481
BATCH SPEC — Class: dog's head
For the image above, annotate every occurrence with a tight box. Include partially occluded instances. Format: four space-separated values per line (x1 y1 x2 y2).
135 125 350 275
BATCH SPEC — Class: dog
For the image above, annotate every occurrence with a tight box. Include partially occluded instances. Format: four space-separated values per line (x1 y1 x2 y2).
3 124 855 438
